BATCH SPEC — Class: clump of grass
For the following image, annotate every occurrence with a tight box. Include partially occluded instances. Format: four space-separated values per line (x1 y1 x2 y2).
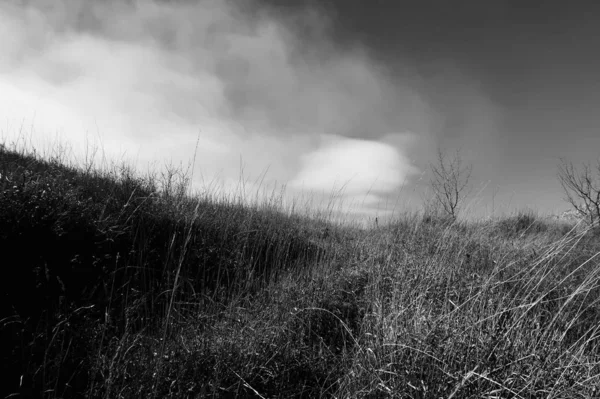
495 208 548 237
2 138 600 398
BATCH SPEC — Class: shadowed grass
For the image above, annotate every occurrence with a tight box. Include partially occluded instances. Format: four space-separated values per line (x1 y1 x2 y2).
1 139 600 398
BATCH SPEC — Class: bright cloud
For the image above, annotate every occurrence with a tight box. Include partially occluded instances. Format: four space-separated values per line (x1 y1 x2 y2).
0 0 430 218
290 135 419 198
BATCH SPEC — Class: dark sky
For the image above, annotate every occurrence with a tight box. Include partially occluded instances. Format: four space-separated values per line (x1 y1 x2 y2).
264 0 600 122
266 1 600 76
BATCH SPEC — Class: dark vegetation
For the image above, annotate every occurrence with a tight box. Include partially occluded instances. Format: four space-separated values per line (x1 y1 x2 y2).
1 142 600 398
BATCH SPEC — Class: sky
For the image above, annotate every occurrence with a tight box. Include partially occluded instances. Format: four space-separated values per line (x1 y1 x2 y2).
1 0 599 223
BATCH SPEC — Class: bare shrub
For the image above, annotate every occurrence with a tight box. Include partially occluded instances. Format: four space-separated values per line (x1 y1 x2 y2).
557 158 600 227
429 148 473 220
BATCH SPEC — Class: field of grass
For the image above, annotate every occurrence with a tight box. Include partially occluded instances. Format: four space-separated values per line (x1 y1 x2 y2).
1 141 600 398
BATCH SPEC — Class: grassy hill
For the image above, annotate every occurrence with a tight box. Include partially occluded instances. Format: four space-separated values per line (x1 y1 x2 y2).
1 142 599 398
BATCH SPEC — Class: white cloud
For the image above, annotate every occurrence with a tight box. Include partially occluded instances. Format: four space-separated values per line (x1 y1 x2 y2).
290 134 419 200
0 0 430 217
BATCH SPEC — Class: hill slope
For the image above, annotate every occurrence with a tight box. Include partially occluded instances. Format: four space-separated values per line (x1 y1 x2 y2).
1 144 600 398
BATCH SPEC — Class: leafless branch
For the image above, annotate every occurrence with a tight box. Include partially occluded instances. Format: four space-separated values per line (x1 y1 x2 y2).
557 158 600 226
429 148 473 219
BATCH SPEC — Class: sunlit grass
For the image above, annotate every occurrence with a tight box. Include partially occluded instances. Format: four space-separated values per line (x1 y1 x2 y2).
1 137 599 398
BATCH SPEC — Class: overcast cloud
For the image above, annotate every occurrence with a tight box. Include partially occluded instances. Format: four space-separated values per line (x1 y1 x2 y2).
0 0 438 219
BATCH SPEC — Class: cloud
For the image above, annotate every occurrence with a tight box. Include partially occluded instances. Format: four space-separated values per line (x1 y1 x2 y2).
0 0 429 217
289 134 419 202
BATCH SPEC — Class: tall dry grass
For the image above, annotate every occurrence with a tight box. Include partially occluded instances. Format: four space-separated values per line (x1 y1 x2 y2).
1 137 599 398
